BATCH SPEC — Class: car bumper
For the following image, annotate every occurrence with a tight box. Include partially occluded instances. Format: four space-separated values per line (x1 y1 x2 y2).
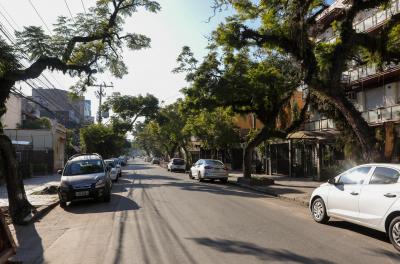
203 172 228 179
58 186 107 202
170 165 186 171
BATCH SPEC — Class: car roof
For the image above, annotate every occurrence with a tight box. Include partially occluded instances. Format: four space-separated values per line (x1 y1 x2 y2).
203 159 223 163
70 155 102 162
356 163 400 169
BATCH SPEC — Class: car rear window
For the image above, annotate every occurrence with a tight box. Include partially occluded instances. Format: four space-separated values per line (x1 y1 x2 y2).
64 160 104 176
173 159 185 165
105 160 116 168
205 160 224 166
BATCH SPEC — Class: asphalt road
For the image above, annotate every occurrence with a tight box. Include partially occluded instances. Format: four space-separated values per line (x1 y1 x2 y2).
12 160 400 263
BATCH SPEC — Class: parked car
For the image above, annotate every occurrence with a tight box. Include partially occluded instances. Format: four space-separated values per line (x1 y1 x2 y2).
119 155 128 166
167 158 186 172
189 159 228 183
57 153 112 208
151 158 160 165
310 163 400 252
104 159 120 182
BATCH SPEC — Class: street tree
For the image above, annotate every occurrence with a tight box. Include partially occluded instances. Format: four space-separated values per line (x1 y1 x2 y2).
0 0 160 223
183 107 241 159
80 124 127 158
178 47 305 177
212 0 400 161
103 93 159 134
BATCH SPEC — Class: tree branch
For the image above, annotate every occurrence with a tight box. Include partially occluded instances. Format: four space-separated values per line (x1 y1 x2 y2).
5 56 96 82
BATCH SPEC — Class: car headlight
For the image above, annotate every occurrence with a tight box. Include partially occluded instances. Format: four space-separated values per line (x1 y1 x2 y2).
95 179 106 188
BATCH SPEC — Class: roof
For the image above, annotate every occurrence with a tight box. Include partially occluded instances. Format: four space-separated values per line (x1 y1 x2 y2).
356 163 400 169
287 130 340 140
69 154 102 161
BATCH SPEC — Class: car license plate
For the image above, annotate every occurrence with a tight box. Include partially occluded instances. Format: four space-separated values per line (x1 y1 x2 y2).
75 191 89 197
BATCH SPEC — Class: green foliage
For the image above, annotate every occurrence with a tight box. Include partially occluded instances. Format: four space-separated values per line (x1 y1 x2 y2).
103 93 159 134
12 0 161 93
80 124 126 158
17 117 52 129
183 107 240 150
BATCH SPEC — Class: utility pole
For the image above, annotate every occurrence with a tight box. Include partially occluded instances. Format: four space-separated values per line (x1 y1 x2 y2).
91 82 113 123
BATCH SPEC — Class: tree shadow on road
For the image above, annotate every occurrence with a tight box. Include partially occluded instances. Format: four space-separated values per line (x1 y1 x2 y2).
11 223 44 263
188 237 335 264
64 193 140 214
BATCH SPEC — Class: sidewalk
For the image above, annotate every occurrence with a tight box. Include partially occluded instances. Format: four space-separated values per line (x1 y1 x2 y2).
229 172 321 206
0 174 60 207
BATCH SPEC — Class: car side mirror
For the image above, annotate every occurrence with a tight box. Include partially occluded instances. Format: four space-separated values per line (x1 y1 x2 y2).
57 169 62 175
328 177 336 185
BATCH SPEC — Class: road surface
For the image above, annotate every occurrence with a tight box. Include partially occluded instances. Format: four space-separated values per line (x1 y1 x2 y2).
12 160 400 263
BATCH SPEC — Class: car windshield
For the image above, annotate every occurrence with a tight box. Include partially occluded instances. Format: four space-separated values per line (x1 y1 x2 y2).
63 159 104 176
104 160 116 168
173 159 185 165
205 160 224 166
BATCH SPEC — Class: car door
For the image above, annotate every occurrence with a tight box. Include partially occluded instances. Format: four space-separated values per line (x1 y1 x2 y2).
327 166 372 221
358 166 400 227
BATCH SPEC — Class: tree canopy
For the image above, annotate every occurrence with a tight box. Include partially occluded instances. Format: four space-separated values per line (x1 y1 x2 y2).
211 0 400 161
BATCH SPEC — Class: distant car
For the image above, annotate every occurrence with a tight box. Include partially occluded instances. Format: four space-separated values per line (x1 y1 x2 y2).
151 158 160 165
189 159 228 183
119 155 128 166
104 159 120 182
58 154 112 208
167 158 186 172
310 164 400 252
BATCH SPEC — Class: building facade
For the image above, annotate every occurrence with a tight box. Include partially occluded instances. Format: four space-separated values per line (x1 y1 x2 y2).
276 0 400 180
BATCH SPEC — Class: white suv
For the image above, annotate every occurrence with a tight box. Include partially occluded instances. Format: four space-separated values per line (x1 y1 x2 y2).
310 164 400 251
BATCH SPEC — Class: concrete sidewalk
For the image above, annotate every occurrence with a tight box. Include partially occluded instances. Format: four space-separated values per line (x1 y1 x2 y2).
0 174 60 207
228 172 321 206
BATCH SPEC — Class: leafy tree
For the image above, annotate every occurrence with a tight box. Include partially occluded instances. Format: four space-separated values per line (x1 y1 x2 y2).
0 0 160 223
103 93 159 134
178 47 305 177
212 0 400 161
17 117 51 129
80 124 126 159
183 107 240 153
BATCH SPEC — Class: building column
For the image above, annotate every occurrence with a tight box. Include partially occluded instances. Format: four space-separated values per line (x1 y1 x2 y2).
316 142 322 181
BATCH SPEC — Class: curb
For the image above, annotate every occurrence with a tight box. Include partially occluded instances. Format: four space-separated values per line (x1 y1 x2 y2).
231 181 310 208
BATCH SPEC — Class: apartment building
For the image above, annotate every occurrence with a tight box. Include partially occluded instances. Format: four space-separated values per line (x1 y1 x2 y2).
265 0 400 180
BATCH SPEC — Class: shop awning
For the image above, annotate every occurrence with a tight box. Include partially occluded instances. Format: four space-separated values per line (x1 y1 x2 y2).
287 130 340 141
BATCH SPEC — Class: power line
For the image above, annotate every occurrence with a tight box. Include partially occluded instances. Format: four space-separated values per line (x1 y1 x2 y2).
0 2 20 30
11 87 56 117
80 0 87 14
63 0 75 22
28 0 52 35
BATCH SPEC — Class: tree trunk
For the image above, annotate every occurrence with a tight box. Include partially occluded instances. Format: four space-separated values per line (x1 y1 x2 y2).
0 83 34 224
319 90 381 161
0 135 34 224
243 126 270 178
181 145 192 171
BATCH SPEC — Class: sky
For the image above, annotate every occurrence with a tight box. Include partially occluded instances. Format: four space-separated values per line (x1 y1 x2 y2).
0 0 231 120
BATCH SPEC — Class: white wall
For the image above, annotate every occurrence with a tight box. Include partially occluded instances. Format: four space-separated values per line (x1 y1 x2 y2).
1 94 22 129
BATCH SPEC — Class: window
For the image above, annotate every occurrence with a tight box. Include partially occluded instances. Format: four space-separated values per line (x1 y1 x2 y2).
369 167 400 184
338 167 371 185
64 159 104 176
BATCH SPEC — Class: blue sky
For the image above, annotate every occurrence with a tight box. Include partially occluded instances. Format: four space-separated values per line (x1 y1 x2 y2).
0 0 231 116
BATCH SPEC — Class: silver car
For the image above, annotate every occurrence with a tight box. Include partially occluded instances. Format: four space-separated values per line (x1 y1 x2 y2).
58 154 112 207
189 159 228 183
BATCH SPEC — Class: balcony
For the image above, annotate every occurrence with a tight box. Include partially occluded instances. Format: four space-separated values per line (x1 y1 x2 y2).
305 119 336 131
316 0 347 24
362 105 400 124
342 63 400 85
354 0 400 33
